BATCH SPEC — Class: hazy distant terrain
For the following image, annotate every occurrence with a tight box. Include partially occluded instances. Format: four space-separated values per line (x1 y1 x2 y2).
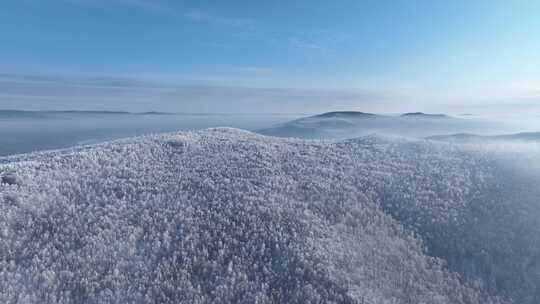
0 110 297 156
0 110 516 156
259 111 504 139
3 128 540 303
0 110 173 118
427 132 540 143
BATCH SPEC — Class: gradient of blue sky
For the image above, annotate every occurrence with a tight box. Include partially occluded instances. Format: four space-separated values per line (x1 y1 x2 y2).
1 0 539 113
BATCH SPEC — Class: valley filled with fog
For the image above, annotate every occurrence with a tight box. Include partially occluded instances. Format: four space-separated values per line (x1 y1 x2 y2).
3 109 539 156
0 111 296 156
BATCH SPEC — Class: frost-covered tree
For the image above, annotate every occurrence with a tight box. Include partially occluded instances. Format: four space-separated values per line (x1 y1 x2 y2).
1 128 521 303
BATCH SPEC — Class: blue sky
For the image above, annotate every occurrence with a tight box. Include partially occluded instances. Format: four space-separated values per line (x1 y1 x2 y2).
1 0 540 114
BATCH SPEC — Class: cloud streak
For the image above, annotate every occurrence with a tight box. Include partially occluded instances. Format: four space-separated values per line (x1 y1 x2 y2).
0 72 393 114
183 10 254 28
63 0 172 13
63 0 254 29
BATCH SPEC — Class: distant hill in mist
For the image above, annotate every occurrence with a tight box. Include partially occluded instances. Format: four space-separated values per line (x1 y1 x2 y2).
427 132 540 143
0 109 173 118
258 111 498 139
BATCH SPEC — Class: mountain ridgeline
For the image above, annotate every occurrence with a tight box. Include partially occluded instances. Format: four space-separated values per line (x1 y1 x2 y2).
0 109 173 118
258 111 497 139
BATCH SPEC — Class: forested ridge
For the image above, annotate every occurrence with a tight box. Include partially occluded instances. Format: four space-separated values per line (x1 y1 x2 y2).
2 128 538 303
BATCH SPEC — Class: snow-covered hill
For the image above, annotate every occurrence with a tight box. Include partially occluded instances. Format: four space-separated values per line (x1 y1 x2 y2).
3 128 540 303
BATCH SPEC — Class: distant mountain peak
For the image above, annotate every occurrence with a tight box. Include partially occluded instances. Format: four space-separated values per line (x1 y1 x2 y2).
314 111 379 118
401 112 450 118
136 111 172 115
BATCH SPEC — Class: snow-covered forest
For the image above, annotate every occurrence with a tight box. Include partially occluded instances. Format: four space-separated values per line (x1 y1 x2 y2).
3 128 540 303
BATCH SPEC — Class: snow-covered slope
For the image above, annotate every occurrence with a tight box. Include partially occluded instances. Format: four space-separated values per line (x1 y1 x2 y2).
2 128 536 303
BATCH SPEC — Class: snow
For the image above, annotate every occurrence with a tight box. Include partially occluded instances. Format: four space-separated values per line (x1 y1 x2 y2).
0 128 528 303
1 171 20 185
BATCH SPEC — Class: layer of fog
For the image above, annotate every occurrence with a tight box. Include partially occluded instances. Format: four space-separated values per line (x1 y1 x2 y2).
0 111 297 156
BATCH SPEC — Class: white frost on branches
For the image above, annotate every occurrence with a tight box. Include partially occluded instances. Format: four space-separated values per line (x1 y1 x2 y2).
0 128 508 303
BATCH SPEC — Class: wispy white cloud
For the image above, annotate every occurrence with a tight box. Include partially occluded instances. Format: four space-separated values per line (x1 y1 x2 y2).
63 1 255 29
0 72 160 89
114 0 170 12
289 38 331 55
63 0 172 13
0 72 395 113
232 67 275 77
183 10 254 28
